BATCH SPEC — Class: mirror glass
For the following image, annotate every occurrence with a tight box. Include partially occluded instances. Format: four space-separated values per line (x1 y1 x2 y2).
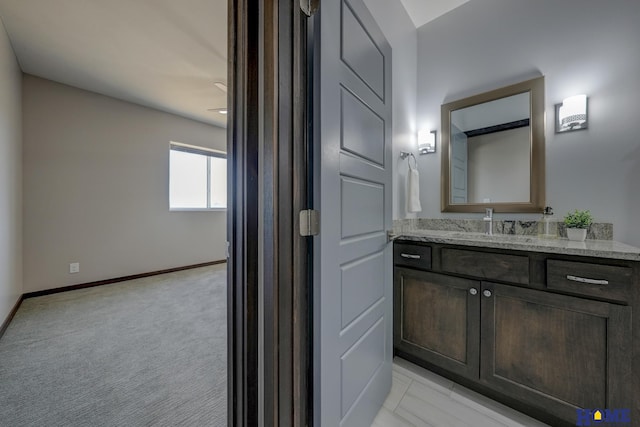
441 77 545 213
450 92 530 204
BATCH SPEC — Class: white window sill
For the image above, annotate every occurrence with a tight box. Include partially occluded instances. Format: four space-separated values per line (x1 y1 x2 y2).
170 208 227 212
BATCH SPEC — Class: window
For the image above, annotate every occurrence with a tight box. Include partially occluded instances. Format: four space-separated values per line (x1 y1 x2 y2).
170 142 227 210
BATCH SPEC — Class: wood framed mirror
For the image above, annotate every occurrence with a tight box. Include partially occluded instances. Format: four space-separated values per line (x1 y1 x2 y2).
441 76 545 213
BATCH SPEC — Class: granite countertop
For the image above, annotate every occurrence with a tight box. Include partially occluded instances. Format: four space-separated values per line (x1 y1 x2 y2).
393 230 640 261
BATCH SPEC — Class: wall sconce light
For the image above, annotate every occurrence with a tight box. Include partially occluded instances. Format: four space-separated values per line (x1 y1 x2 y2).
555 94 588 133
418 129 437 154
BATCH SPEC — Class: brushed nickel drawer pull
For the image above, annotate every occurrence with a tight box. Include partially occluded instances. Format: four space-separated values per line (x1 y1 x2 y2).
400 253 421 259
566 275 609 285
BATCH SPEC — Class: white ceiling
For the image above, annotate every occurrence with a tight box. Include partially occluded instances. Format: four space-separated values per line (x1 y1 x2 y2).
399 0 469 28
0 0 228 127
0 0 466 128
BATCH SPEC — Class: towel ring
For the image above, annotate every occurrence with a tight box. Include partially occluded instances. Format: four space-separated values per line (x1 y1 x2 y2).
409 153 417 169
400 151 417 169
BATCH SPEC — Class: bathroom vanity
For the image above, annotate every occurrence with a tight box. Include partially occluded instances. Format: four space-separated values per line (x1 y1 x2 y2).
393 231 640 426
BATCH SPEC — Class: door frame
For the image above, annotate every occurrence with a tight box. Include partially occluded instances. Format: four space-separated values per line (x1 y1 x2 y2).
227 0 312 425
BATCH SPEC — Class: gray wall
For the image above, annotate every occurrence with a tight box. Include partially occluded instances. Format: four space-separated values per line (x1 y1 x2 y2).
415 0 640 247
363 0 417 220
23 76 227 293
0 19 22 321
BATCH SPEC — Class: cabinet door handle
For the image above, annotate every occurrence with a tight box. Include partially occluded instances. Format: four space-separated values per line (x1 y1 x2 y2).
566 275 609 285
469 288 478 295
400 253 421 259
483 290 492 298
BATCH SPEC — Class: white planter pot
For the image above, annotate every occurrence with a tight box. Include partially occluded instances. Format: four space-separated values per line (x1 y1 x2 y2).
566 228 587 242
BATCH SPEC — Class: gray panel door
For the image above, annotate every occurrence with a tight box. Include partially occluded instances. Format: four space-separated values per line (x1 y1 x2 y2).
314 0 392 425
451 124 468 203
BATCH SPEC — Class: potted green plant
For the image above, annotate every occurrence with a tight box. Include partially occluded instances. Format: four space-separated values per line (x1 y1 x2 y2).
563 209 593 241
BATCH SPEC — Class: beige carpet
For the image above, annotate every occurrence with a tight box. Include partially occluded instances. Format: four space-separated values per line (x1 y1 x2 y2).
0 264 227 427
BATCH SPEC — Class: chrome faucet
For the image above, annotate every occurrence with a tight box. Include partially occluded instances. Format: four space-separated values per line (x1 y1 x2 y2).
484 208 494 235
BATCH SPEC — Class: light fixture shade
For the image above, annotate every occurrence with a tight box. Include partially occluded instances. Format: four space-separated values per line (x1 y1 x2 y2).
214 81 228 93
556 94 588 132
207 108 228 115
418 129 437 154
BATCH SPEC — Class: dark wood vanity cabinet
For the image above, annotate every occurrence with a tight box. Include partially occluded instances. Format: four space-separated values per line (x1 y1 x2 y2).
395 268 479 380
394 241 637 427
480 282 631 423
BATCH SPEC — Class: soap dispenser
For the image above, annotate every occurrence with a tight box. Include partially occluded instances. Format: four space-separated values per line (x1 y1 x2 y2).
539 206 556 239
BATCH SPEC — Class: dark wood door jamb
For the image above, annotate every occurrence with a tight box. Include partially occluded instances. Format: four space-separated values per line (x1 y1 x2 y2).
228 0 311 425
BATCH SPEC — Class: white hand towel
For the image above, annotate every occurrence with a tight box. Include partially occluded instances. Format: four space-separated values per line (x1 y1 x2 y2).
407 165 422 213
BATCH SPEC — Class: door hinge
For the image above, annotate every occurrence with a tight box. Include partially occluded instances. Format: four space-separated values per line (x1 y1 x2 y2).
300 0 319 17
299 209 320 236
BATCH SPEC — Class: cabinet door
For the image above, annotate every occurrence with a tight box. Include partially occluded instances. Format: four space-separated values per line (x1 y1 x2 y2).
394 268 480 379
480 282 631 424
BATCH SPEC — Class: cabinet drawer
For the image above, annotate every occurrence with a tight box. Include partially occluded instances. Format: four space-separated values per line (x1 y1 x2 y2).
441 248 529 285
394 243 432 270
547 259 632 302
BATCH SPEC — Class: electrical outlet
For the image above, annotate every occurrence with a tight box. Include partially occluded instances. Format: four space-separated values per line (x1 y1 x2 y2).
69 262 80 274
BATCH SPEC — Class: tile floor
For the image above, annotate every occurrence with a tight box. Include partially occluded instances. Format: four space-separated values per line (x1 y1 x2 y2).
372 358 550 427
